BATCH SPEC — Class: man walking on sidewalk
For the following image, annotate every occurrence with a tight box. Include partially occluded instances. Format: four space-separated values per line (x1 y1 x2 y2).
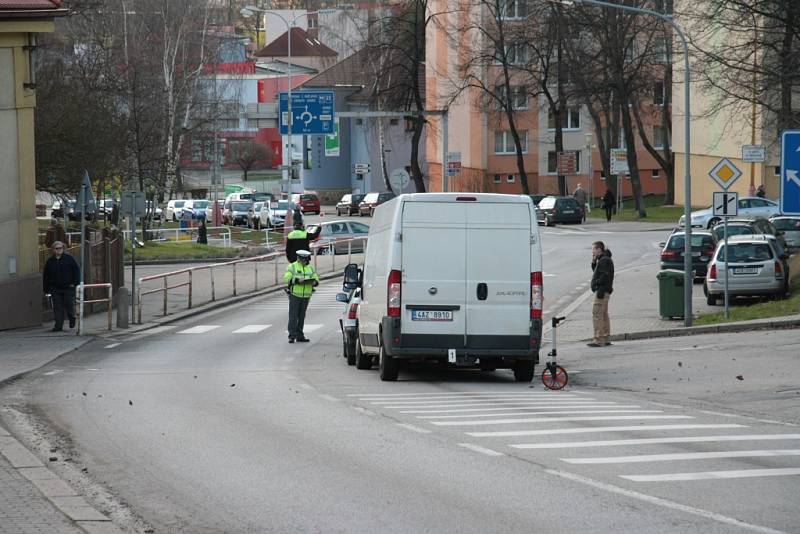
42 241 80 332
573 183 588 222
588 241 614 347
284 249 320 343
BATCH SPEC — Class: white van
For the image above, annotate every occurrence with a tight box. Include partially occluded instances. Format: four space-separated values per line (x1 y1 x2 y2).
355 193 544 381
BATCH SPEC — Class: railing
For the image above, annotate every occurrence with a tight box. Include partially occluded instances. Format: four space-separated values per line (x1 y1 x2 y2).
77 283 113 335
122 226 232 248
135 235 367 324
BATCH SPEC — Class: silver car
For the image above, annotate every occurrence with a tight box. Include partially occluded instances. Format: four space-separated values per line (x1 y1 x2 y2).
770 216 800 251
704 235 789 305
679 197 782 229
306 220 370 255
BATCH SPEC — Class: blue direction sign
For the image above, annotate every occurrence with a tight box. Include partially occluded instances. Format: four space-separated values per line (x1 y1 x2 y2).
279 90 335 135
781 130 800 215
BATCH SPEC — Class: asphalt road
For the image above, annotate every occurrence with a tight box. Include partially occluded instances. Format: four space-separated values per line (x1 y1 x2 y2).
3 224 798 533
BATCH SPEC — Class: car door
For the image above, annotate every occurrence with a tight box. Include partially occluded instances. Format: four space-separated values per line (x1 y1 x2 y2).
737 198 753 217
346 221 370 253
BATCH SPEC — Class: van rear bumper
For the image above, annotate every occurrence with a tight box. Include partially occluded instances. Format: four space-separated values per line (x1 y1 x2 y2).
379 317 541 362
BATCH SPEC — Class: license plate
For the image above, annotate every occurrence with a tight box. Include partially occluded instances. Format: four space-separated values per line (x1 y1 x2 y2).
733 267 758 274
412 310 453 321
562 210 574 214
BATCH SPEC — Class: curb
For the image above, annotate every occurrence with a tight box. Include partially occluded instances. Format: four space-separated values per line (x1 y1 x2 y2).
610 316 800 342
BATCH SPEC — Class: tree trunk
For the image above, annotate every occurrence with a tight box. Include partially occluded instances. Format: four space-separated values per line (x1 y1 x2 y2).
620 91 646 217
410 116 426 192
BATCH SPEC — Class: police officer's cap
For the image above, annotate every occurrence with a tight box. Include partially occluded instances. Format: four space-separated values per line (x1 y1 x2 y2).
296 250 311 258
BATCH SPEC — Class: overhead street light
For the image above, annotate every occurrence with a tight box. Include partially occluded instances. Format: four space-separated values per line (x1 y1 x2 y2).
551 0 694 326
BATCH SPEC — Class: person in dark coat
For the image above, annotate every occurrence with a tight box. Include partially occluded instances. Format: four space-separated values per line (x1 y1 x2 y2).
602 189 615 222
197 219 208 244
44 219 67 248
285 221 321 262
756 184 766 198
42 241 80 332
588 241 614 347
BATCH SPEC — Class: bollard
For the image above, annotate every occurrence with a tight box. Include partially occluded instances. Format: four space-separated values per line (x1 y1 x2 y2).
116 287 130 328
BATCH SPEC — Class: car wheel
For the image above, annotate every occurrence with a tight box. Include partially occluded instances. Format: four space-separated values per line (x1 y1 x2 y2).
513 360 535 382
342 333 356 365
545 216 554 227
706 293 718 306
355 339 372 370
708 217 721 229
379 343 399 381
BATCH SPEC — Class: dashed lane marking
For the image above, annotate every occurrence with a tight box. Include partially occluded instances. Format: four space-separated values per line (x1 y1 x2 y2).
397 423 431 434
467 423 747 438
458 443 504 457
562 449 800 465
431 414 693 427
104 343 120 349
621 468 800 483
177 325 220 334
510 434 800 449
232 324 271 334
318 394 339 402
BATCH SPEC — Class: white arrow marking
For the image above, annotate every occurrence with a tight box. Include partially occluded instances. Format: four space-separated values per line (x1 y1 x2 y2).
788 170 800 187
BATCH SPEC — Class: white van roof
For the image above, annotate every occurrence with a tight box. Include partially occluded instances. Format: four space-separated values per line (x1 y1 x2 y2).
396 193 532 204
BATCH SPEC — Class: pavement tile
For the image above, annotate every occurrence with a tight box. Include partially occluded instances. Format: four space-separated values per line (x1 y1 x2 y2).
0 437 45 468
28 476 78 498
19 467 60 481
52 505 109 522
75 521 125 534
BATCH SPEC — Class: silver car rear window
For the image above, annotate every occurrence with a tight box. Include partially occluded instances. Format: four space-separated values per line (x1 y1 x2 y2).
719 243 774 263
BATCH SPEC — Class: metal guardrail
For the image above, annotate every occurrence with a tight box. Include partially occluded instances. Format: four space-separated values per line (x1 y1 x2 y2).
77 283 113 335
123 226 232 247
135 236 367 324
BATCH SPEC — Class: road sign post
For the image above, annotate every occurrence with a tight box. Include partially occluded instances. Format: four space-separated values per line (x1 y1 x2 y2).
709 159 742 319
278 90 335 135
780 131 800 215
121 190 147 323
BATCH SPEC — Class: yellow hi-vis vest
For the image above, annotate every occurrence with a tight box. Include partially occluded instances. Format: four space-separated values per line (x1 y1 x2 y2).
283 261 320 298
287 229 307 240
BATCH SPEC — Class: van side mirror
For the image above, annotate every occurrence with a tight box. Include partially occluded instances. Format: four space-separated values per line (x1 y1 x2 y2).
343 263 360 290
336 292 349 303
658 242 666 248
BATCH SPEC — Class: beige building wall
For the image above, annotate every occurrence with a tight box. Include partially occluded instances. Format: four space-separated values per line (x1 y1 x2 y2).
0 20 55 329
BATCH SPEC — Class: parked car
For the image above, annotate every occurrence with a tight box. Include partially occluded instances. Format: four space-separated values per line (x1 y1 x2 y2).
252 192 274 203
770 216 800 251
704 234 790 305
251 202 266 229
52 199 75 219
711 217 788 251
165 199 187 221
659 231 717 279
355 193 542 382
306 220 370 255
358 191 395 216
225 191 255 203
146 201 163 221
260 200 290 229
291 193 321 215
536 196 583 226
679 197 782 229
529 195 547 207
336 265 363 366
204 200 223 223
182 199 209 221
336 194 365 216
222 200 254 227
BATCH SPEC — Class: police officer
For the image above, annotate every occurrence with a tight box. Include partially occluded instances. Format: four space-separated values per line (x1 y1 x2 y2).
284 249 320 343
285 221 310 263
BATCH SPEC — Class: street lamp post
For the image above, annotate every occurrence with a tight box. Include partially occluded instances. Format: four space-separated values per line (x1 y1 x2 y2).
554 0 694 326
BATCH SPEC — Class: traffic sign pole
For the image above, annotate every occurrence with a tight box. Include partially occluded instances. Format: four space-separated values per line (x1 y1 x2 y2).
723 214 729 319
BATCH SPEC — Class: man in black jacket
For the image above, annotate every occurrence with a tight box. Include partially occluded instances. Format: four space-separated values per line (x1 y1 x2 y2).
43 241 81 332
588 241 614 347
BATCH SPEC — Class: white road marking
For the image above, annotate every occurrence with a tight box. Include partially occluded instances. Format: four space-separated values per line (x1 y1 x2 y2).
104 343 121 349
177 325 220 334
400 403 629 414
417 409 662 420
546 469 787 534
621 468 800 483
318 394 339 402
563 449 800 464
372 395 577 404
299 383 313 390
284 324 324 334
431 415 693 427
468 423 746 438
352 406 376 416
284 357 295 362
383 400 597 409
458 443 504 457
43 369 63 376
129 325 177 338
511 434 800 449
232 324 271 334
348 391 577 397
397 423 431 434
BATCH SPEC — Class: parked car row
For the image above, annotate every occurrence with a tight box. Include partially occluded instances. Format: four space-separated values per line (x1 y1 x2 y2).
661 210 797 304
535 196 584 226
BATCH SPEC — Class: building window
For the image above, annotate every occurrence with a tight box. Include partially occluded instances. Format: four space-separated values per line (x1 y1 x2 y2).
191 139 203 162
653 126 668 149
498 85 528 110
653 0 672 14
493 174 502 184
548 107 581 130
496 43 529 65
774 166 781 176
500 0 527 19
203 139 214 162
653 81 665 105
547 150 581 174
652 168 661 178
652 36 669 63
494 129 528 154
506 174 516 183
390 118 399 125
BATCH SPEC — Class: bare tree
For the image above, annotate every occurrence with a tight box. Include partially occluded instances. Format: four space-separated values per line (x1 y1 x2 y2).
231 140 270 182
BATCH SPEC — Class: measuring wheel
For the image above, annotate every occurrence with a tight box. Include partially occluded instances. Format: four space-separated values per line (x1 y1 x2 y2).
541 363 569 390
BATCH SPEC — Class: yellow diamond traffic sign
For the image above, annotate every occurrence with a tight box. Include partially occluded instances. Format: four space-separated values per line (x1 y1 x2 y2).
709 158 742 190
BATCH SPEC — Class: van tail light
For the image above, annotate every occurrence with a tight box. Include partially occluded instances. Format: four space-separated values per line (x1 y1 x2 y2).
531 272 543 319
388 270 402 317
661 250 679 260
348 302 359 320
775 261 783 279
709 264 717 281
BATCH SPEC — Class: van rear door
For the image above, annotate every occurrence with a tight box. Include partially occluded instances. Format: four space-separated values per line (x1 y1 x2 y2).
400 202 466 348
465 202 532 350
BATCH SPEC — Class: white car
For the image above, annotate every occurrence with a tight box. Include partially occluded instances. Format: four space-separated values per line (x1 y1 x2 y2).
260 200 291 229
165 199 187 221
182 199 209 220
252 202 265 229
679 197 781 229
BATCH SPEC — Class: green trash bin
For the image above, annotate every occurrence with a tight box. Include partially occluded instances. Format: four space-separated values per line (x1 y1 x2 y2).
657 269 685 318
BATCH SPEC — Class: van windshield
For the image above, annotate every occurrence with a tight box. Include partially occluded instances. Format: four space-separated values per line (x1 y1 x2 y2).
231 202 251 211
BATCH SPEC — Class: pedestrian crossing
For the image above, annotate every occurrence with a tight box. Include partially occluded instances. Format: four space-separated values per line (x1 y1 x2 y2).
243 286 344 310
348 391 800 486
176 323 324 334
